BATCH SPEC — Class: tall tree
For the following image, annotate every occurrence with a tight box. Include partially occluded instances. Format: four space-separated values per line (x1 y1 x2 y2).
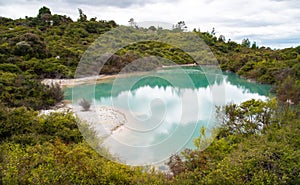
242 38 251 48
128 18 137 28
37 6 52 25
173 21 187 32
78 8 87 22
37 6 51 19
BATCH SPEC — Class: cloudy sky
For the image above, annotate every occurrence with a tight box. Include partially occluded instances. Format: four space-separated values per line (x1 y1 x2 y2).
1 0 299 49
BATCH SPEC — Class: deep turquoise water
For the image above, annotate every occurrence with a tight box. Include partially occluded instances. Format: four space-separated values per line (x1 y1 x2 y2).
66 66 271 165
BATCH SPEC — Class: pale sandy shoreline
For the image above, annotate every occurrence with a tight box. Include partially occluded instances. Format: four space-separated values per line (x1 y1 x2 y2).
41 63 203 88
39 103 127 137
41 71 151 88
42 74 113 88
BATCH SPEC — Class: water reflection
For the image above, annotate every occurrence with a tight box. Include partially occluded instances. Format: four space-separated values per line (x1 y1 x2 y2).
68 67 270 165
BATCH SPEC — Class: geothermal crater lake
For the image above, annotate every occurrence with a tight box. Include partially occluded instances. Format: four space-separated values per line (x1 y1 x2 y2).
65 66 271 166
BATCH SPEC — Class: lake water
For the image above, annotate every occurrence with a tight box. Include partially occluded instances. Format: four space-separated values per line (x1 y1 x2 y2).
66 66 271 166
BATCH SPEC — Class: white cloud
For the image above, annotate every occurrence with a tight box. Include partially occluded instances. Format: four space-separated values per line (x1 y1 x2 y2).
0 0 299 48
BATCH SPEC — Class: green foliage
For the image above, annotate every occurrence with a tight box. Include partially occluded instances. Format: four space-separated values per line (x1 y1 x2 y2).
0 72 63 110
22 58 73 78
0 106 38 143
115 40 195 67
168 99 300 184
0 8 116 79
37 6 51 19
13 33 48 59
0 106 82 145
217 99 278 136
0 141 167 184
277 75 300 104
0 63 21 73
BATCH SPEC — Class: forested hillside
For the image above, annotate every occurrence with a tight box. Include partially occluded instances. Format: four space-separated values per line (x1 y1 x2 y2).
0 6 299 184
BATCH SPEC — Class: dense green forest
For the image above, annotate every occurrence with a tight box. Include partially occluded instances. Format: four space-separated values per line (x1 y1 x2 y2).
0 7 299 184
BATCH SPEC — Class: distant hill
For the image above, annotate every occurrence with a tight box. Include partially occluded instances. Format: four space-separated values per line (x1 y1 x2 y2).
0 6 299 104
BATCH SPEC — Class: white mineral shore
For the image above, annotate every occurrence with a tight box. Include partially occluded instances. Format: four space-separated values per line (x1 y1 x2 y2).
73 104 127 137
42 75 106 88
41 72 150 88
39 103 127 138
41 64 203 88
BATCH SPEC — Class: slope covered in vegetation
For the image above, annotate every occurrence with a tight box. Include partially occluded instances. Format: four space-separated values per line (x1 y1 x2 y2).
0 6 299 184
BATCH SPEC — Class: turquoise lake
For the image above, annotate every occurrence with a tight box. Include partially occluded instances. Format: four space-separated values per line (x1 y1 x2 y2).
65 66 271 166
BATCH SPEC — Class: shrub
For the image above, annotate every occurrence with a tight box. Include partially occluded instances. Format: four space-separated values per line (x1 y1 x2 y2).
49 82 64 102
79 98 91 111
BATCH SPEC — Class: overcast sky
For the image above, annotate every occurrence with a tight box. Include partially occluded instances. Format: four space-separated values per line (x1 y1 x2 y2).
1 0 299 49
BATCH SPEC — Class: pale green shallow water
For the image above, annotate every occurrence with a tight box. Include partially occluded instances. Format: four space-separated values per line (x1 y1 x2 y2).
65 66 271 165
